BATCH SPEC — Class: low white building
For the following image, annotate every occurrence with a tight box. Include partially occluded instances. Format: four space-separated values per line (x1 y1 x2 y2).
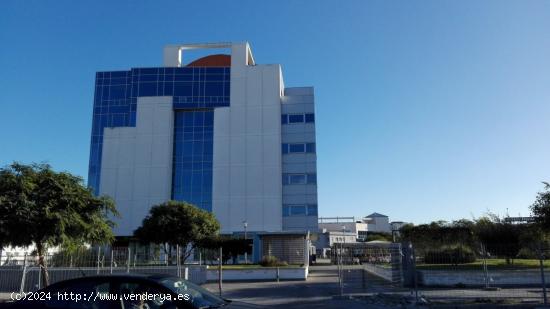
363 212 391 233
390 221 407 232
0 245 60 266
314 230 357 258
318 217 368 241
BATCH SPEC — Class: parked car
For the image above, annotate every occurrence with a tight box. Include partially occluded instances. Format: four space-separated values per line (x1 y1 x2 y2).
3 274 259 308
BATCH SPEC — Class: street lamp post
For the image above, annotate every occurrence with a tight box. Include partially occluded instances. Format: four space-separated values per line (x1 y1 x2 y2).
243 220 248 264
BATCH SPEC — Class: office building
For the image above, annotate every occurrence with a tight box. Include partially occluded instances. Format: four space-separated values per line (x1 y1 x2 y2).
87 42 318 237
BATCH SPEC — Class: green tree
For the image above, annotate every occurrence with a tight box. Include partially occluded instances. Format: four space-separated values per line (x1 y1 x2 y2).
399 220 476 255
531 182 550 231
134 201 220 263
474 216 522 264
366 232 392 242
0 162 118 287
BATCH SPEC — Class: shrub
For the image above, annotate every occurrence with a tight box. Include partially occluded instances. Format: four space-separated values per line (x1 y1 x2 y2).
516 247 538 259
259 255 287 267
423 245 476 264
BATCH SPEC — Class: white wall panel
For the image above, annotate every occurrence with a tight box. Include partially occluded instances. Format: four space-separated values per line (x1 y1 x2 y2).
100 96 174 236
213 45 283 233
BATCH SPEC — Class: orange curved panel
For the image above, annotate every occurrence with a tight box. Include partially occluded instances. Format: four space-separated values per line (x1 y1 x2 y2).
186 54 231 67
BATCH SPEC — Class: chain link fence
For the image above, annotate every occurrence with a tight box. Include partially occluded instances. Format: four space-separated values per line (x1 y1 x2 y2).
0 246 207 293
331 242 550 306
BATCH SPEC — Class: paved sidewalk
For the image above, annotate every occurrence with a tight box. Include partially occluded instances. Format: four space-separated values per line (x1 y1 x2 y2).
201 268 374 308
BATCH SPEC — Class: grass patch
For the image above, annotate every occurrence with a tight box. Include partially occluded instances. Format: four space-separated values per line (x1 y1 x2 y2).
417 258 549 270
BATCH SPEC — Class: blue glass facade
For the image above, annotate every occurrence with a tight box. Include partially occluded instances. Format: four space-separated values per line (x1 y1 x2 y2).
88 67 230 204
172 110 214 211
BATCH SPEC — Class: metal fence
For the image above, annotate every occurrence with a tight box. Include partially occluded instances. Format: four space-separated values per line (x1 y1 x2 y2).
331 242 550 306
0 247 207 293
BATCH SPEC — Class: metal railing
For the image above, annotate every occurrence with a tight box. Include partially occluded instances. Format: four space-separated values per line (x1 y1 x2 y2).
0 247 207 293
331 242 549 306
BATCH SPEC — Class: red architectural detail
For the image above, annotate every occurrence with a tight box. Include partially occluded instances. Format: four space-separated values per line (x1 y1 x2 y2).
186 54 231 67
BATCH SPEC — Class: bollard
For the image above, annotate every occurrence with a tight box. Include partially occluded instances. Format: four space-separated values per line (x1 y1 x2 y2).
540 248 548 306
126 247 131 274
185 267 189 280
110 250 114 274
276 267 280 282
218 247 223 297
176 245 181 278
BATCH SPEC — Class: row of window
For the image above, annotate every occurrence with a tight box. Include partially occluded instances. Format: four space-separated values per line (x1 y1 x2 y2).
282 143 316 154
281 113 314 124
172 110 215 213
282 173 317 185
97 67 230 78
283 204 318 217
89 68 230 196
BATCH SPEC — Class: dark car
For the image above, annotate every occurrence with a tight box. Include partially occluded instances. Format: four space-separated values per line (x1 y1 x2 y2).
4 274 260 309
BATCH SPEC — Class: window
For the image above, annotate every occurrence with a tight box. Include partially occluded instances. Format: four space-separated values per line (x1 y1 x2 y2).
44 280 110 309
282 144 289 154
283 173 317 185
159 277 226 309
289 174 307 184
288 114 305 123
283 204 318 217
116 281 176 309
289 144 305 153
283 205 291 216
282 143 316 154
290 205 306 216
281 113 315 124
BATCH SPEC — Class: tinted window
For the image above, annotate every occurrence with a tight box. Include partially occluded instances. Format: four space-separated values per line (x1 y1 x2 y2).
289 174 306 184
307 204 318 216
305 113 315 123
159 277 225 308
44 280 110 309
116 281 177 309
306 143 316 153
289 144 305 153
282 144 289 154
307 173 317 184
290 205 306 215
282 175 289 185
288 114 304 123
283 205 291 217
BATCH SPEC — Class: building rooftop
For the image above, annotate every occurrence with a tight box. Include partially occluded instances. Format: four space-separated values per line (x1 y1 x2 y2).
365 212 388 218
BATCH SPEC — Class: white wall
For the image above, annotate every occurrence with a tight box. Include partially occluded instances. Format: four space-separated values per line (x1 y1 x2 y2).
99 97 174 236
367 216 391 233
319 222 368 239
212 43 283 233
281 87 318 231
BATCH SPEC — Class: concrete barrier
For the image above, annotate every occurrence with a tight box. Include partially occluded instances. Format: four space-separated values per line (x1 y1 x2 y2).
206 266 308 281
419 269 545 287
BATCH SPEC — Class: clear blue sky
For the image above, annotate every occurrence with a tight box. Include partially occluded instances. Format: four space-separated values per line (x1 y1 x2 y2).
1 0 549 224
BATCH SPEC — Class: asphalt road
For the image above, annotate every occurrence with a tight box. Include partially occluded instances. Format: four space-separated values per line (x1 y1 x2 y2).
201 267 376 308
